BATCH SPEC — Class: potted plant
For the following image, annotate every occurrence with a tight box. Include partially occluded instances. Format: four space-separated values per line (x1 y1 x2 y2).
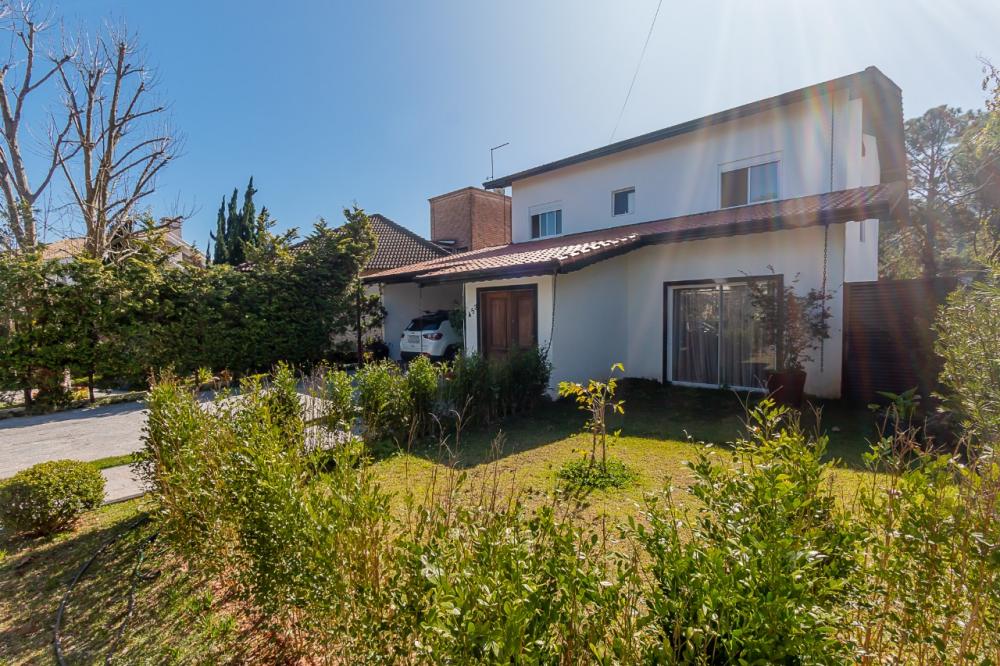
749 274 831 407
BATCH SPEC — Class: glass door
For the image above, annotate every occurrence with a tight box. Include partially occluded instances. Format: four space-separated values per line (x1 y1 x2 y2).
672 282 774 390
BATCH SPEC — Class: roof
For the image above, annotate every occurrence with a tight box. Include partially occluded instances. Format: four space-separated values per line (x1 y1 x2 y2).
484 66 904 189
363 213 450 274
40 237 86 261
364 182 906 285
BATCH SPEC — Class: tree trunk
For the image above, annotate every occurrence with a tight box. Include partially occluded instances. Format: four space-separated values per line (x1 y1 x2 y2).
88 371 95 403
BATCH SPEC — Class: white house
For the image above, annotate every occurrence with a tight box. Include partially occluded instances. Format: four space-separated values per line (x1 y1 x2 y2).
365 67 908 398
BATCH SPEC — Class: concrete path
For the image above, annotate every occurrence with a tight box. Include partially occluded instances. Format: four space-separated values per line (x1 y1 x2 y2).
0 401 147 479
101 464 146 504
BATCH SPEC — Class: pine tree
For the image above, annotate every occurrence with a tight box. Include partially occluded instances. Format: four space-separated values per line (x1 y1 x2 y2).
240 177 257 250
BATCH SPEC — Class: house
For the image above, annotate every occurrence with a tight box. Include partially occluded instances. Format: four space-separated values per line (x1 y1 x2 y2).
368 188 511 357
365 67 908 398
40 218 203 266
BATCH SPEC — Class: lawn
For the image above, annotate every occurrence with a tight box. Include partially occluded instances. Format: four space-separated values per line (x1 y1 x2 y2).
0 382 881 663
370 381 879 523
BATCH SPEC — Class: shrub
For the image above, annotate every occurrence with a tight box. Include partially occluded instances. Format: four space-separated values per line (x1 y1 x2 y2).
445 352 494 425
636 400 862 663
355 360 410 445
321 366 356 433
0 459 105 536
558 456 635 490
405 355 440 437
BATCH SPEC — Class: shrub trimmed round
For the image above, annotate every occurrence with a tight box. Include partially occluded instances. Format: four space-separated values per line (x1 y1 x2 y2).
0 460 105 536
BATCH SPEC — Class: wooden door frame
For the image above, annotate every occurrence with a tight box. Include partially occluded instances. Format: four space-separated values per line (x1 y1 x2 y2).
476 284 539 359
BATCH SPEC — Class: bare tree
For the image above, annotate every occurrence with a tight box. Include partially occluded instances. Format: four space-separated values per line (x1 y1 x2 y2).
56 23 179 260
0 2 74 251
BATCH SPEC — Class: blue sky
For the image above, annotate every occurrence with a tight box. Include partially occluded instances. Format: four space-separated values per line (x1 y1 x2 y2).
35 1 1000 248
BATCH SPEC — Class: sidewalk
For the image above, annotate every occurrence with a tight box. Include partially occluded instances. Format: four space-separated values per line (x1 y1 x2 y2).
101 464 146 504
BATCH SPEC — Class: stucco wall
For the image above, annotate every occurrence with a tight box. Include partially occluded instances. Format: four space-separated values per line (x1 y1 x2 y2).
510 91 862 243
623 225 846 398
382 282 462 358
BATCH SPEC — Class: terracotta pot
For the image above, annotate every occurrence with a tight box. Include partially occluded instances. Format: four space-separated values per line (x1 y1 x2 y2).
766 369 807 408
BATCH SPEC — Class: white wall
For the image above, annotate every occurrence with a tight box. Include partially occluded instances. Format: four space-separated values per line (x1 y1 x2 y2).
623 225 846 397
843 133 882 282
382 282 462 358
511 90 863 243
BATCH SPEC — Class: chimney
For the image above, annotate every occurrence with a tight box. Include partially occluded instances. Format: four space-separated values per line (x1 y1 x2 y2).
429 187 511 253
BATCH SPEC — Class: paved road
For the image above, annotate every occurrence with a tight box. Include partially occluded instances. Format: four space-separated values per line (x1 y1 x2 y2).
0 401 147 479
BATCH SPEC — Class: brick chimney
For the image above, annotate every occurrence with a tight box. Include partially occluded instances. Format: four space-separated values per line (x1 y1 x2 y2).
429 187 511 252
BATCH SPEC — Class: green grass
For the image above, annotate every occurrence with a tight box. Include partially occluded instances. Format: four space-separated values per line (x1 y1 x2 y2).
87 454 137 471
0 499 259 665
0 382 881 662
370 381 879 523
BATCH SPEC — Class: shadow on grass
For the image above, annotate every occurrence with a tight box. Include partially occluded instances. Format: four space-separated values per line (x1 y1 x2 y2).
394 380 878 472
0 502 258 665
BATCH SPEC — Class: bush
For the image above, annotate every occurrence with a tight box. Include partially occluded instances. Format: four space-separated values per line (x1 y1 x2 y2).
445 352 494 425
445 347 551 426
636 401 862 663
405 355 440 437
558 457 635 489
355 360 410 445
0 460 105 536
321 366 356 433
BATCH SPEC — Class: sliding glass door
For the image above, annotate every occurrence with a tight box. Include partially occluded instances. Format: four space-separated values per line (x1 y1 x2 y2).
672 281 774 390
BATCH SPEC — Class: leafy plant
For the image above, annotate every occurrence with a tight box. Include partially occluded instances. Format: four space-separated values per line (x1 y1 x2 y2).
558 363 626 470
354 360 411 446
748 273 832 372
636 400 862 663
557 457 635 490
0 460 105 535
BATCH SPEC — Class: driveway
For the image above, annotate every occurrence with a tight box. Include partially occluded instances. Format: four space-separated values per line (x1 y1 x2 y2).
0 401 147 479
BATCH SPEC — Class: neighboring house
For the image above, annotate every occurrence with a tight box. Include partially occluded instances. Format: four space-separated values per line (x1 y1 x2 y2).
40 218 203 266
365 67 907 398
362 213 451 276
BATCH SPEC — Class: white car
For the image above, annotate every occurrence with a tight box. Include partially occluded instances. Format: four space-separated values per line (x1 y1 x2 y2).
399 310 462 362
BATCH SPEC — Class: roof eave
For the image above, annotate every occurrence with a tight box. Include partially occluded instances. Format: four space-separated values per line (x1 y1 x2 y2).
484 67 888 190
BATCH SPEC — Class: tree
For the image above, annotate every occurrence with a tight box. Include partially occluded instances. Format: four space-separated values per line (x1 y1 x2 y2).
56 23 179 261
0 4 74 251
211 177 264 266
881 106 980 278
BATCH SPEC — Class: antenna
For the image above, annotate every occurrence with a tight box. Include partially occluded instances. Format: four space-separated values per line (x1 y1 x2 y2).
489 142 509 182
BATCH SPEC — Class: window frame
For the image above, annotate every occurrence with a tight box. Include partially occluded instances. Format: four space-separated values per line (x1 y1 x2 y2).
528 202 564 239
718 153 782 209
612 187 636 217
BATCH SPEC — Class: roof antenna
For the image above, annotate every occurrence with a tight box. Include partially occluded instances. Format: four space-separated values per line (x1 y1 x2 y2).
489 142 509 182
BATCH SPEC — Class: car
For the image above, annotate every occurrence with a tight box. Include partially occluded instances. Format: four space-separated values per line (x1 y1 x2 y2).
399 310 462 362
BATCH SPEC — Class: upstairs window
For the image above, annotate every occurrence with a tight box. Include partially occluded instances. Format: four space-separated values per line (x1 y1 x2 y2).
531 209 562 238
613 188 635 216
720 161 779 208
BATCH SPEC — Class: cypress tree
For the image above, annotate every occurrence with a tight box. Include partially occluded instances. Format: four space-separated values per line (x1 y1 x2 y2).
240 177 257 248
226 188 243 265
211 197 228 265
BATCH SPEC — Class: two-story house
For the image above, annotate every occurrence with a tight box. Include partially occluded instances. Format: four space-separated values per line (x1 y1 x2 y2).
365 67 908 398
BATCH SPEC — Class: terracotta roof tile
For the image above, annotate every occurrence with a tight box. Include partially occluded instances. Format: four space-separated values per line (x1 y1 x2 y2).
364 183 906 284
362 213 449 274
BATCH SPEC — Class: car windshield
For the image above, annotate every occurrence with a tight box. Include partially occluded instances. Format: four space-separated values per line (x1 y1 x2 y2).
406 315 446 332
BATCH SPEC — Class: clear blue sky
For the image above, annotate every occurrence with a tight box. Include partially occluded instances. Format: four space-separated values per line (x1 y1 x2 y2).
43 1 1000 248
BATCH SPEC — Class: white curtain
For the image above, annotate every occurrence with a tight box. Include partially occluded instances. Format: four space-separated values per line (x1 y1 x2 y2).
674 283 773 389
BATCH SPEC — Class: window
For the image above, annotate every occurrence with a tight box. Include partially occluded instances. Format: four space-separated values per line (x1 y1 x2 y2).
671 279 777 390
720 161 779 208
613 188 635 216
531 209 562 238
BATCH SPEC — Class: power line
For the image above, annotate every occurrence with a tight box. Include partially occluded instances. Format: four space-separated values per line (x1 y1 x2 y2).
609 0 664 144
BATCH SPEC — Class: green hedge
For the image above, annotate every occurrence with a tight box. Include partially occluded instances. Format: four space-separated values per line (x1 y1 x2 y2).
0 460 106 536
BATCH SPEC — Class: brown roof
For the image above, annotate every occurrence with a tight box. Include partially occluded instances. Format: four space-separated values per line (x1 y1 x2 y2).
362 213 449 275
40 237 86 261
364 183 906 285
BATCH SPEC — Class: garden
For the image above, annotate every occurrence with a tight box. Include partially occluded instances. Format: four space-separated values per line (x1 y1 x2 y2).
2 255 999 663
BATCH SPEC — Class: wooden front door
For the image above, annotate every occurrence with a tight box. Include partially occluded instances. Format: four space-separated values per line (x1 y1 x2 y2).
479 287 537 359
